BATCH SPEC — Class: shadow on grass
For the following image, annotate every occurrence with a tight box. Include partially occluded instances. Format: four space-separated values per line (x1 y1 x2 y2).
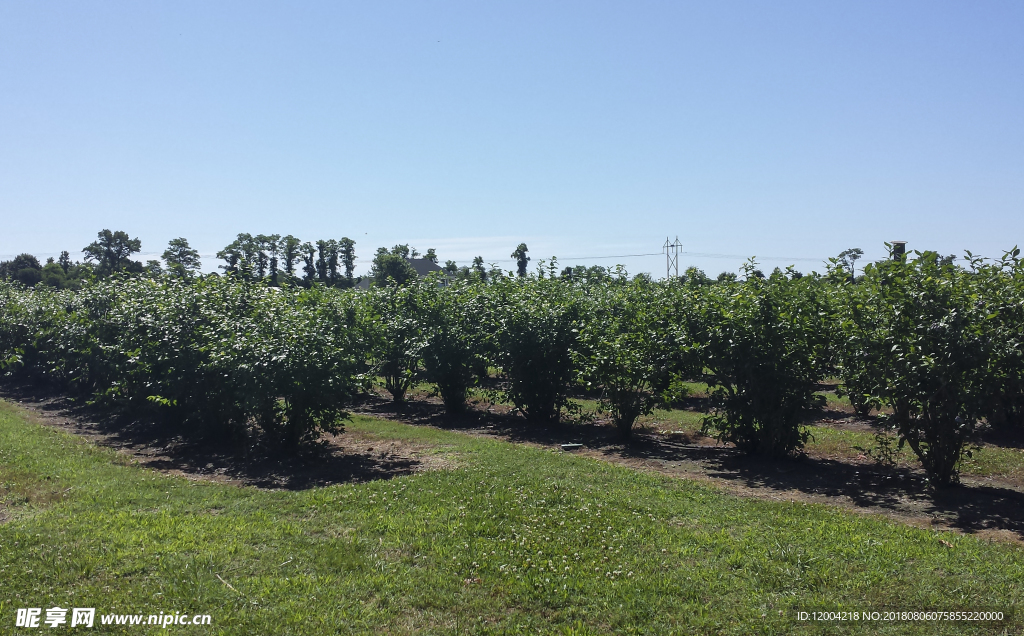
616 435 1024 539
7 380 1024 539
357 391 1024 541
977 423 1024 451
0 380 424 490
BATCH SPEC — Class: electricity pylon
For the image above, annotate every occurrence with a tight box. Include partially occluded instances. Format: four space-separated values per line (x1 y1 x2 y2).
663 236 682 279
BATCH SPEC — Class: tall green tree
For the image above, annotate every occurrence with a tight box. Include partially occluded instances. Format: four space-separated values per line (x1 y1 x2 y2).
837 248 864 281
683 266 711 287
370 246 417 287
40 260 68 288
339 237 357 287
280 235 302 278
266 235 281 284
217 240 241 274
82 230 142 275
511 243 530 277
314 240 337 284
0 254 43 286
217 233 259 278
300 242 317 285
254 234 280 281
472 256 487 282
162 237 202 279
315 240 327 283
326 240 340 284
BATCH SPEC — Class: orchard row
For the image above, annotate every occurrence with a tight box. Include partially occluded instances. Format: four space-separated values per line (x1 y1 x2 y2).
1 248 1022 485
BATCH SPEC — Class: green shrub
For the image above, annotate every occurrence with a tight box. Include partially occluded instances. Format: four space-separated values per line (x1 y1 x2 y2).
839 251 991 485
360 283 424 404
484 275 585 422
974 249 1024 433
579 276 695 438
692 263 832 456
419 279 485 414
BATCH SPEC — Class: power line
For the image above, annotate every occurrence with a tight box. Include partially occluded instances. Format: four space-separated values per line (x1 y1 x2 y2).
436 253 660 265
681 251 825 262
541 252 665 261
439 250 826 265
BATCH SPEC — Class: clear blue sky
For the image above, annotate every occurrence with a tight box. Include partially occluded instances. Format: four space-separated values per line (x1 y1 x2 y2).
2 1 1022 277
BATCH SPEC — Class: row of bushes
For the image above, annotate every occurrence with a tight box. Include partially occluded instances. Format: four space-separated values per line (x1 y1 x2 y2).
2 249 1023 484
0 278 361 449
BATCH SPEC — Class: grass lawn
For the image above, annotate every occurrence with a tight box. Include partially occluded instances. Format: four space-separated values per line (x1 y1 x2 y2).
1 400 1022 634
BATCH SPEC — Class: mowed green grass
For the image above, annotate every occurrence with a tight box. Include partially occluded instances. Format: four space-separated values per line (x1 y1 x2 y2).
1 402 1022 635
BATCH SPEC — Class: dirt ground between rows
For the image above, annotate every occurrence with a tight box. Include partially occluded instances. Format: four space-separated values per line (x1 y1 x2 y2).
0 384 455 491
2 382 1023 545
353 391 1024 545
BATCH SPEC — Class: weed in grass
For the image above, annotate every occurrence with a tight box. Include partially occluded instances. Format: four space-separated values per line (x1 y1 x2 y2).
854 430 903 468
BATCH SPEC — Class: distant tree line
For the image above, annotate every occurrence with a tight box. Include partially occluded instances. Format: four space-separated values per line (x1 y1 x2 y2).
0 229 149 290
0 230 170 289
215 233 359 288
0 230 362 289
4 232 802 291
